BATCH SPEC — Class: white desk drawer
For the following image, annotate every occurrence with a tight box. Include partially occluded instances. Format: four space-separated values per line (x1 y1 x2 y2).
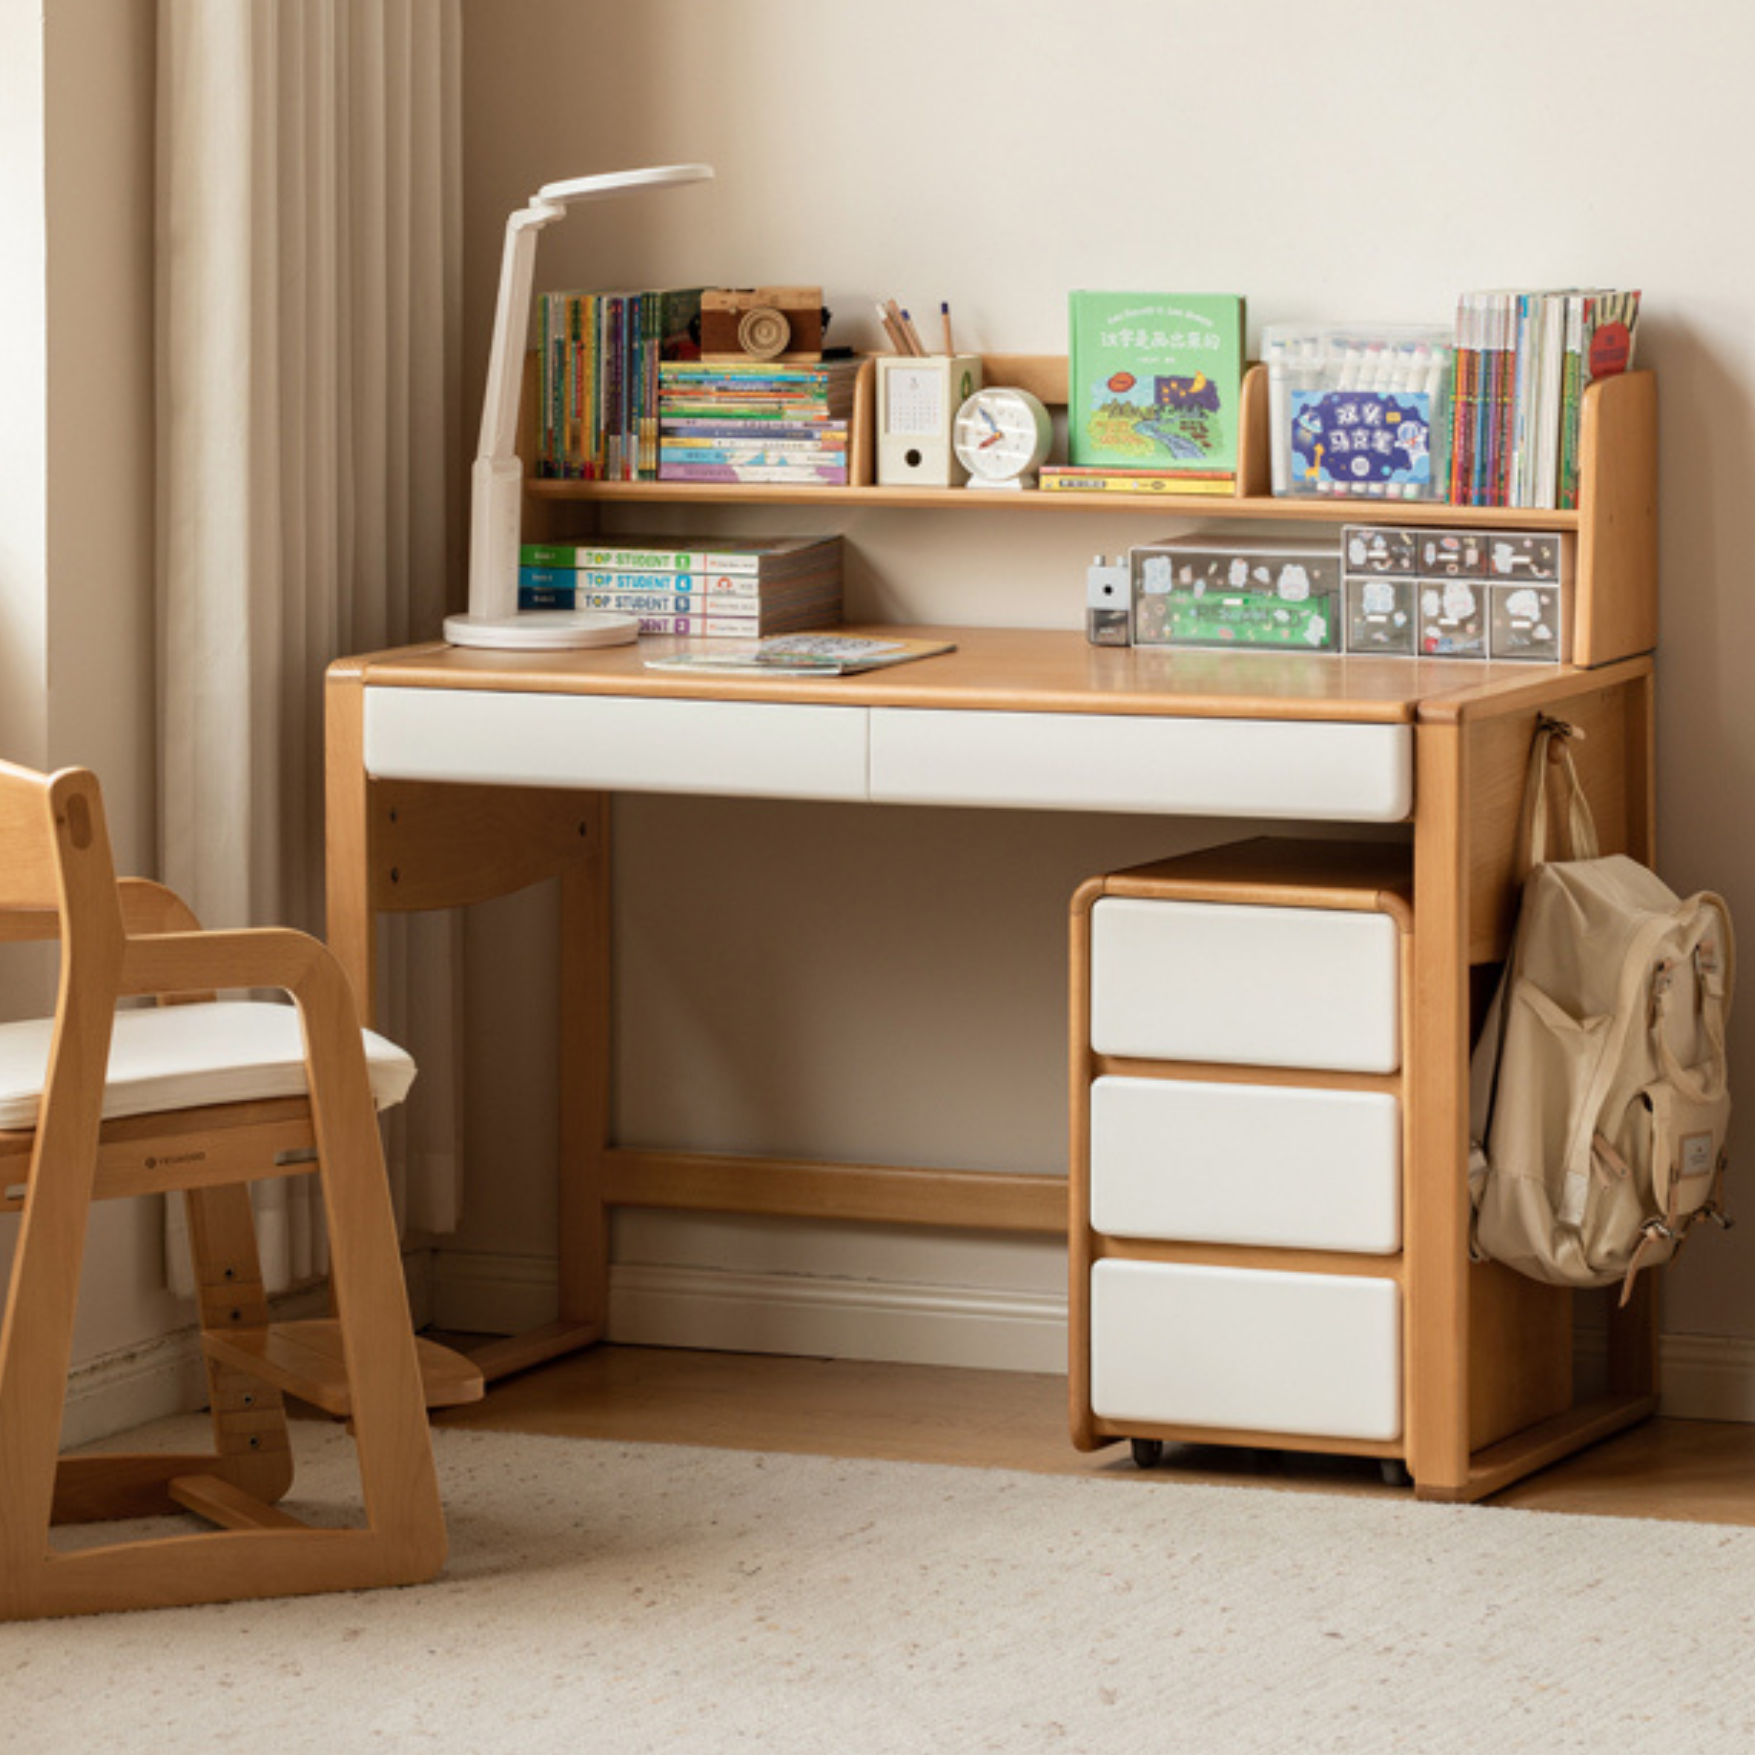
1090 1259 1402 1441
363 689 869 801
1089 898 1402 1072
869 709 1412 821
1090 1076 1401 1252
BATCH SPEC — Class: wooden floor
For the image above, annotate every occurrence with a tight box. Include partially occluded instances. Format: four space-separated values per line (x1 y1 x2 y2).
432 1343 1755 1523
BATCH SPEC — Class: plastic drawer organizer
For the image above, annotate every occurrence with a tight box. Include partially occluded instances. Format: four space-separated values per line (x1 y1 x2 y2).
1070 837 1416 1477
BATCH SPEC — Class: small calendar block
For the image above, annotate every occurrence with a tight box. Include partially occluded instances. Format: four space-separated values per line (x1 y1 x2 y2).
877 354 983 488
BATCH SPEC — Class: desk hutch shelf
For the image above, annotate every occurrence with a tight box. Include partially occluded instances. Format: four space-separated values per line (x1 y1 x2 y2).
325 350 1659 1505
523 356 1656 671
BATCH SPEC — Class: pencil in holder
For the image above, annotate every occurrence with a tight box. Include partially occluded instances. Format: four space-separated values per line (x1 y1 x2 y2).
1265 325 1452 502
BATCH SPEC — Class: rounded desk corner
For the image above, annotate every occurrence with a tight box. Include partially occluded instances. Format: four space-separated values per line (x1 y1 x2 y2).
1070 874 1112 924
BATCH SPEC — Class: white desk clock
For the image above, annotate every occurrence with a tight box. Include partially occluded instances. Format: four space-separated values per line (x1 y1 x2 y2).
952 386 1055 490
445 163 714 652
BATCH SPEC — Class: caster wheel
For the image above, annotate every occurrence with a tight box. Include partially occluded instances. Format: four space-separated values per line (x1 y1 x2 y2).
1380 1459 1413 1489
1130 1438 1164 1470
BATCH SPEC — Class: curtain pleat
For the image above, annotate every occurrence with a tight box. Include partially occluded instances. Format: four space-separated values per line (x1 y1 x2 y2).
158 0 463 1294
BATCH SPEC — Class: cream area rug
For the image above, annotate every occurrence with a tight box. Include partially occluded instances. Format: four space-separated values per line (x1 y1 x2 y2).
12 1418 1755 1755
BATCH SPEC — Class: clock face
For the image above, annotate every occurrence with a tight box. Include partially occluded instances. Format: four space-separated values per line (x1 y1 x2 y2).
953 388 1053 482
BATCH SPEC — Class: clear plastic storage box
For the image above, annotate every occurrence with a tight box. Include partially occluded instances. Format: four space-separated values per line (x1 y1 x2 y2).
1132 538 1343 652
1266 325 1452 502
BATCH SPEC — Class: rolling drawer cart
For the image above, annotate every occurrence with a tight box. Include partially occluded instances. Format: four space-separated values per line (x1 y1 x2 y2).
1070 835 1634 1493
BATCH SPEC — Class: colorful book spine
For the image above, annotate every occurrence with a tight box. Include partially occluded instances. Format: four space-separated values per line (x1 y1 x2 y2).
579 590 699 615
1446 298 1474 505
661 421 846 442
520 541 828 575
657 463 849 484
1037 470 1237 496
1556 293 1588 512
518 584 575 610
660 447 847 468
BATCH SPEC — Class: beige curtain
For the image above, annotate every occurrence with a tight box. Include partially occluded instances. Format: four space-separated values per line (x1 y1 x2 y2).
156 0 464 1291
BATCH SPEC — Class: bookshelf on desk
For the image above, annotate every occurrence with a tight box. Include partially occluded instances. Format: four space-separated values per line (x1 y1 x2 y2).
324 361 1656 1503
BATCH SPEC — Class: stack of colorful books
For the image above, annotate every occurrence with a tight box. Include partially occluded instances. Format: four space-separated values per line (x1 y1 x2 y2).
536 287 704 482
517 534 844 637
1447 289 1640 510
657 359 861 485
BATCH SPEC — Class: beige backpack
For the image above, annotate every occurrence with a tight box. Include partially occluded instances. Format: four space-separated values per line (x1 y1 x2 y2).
1468 716 1735 1302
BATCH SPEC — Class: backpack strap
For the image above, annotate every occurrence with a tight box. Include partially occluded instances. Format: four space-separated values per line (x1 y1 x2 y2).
1651 957 1730 1105
1649 901 1736 1104
1518 714 1602 877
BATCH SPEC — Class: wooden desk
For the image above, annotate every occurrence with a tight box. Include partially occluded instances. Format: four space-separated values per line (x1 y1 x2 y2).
325 625 1657 1502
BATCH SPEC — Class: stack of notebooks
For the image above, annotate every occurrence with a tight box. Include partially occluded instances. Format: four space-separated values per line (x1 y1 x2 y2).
657 358 861 485
518 534 844 637
1447 289 1641 510
536 287 705 482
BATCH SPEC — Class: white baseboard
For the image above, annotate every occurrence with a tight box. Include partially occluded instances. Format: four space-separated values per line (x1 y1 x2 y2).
1572 1327 1755 1423
430 1250 1069 1374
611 1264 1069 1373
63 1329 213 1450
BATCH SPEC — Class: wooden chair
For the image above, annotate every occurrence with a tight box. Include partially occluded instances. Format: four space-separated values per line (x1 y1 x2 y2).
0 760 482 1619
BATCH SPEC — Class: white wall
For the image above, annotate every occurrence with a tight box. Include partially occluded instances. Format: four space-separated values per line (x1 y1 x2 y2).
450 0 1755 1378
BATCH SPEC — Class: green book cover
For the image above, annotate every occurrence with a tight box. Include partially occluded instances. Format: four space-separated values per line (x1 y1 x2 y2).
1068 292 1245 472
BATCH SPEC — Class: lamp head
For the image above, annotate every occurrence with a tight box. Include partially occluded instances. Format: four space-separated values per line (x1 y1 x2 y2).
535 164 714 208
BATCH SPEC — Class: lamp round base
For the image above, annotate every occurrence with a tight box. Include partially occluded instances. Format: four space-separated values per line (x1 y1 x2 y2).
443 609 640 651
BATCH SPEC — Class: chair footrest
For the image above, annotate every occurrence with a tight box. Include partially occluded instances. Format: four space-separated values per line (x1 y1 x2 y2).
168 1473 309 1532
202 1319 485 1417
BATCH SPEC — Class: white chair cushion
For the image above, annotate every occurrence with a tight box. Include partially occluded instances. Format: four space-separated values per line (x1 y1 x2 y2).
0 1000 416 1130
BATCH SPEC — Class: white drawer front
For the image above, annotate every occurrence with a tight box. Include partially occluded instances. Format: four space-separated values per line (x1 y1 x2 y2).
1089 897 1402 1073
1090 1259 1402 1441
363 689 869 801
1090 1076 1401 1252
869 709 1412 822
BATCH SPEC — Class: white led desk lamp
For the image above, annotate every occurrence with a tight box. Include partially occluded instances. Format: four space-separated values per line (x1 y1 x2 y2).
445 163 715 650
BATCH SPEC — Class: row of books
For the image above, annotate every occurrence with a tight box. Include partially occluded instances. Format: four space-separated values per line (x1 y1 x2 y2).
1447 289 1641 510
517 534 842 636
656 358 861 485
535 287 704 482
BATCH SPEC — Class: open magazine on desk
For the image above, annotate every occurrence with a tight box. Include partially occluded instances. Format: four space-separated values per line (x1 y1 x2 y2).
643 633 956 677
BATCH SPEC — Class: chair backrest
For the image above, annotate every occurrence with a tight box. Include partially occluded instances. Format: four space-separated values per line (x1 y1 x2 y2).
0 760 123 948
0 763 127 1207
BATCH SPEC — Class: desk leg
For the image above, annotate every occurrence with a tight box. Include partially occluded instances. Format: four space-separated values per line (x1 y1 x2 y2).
1409 717 1471 1498
324 662 377 1020
447 797 612 1385
557 801 611 1332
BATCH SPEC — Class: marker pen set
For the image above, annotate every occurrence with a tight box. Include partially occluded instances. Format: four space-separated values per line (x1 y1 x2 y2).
1265 325 1453 502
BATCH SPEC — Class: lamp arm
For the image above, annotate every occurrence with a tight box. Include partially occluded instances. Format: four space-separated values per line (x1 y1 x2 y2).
478 198 564 461
469 198 564 623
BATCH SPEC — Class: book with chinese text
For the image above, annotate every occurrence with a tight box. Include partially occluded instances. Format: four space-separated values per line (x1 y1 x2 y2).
1068 292 1245 474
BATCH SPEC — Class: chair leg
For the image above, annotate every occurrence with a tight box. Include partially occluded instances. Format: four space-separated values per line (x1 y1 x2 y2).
301 964 449 1585
312 1142 449 1578
185 1183 296 1504
0 1131 100 1618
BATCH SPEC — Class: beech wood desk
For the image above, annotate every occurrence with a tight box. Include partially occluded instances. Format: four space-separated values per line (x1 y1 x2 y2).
326 625 1657 1503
